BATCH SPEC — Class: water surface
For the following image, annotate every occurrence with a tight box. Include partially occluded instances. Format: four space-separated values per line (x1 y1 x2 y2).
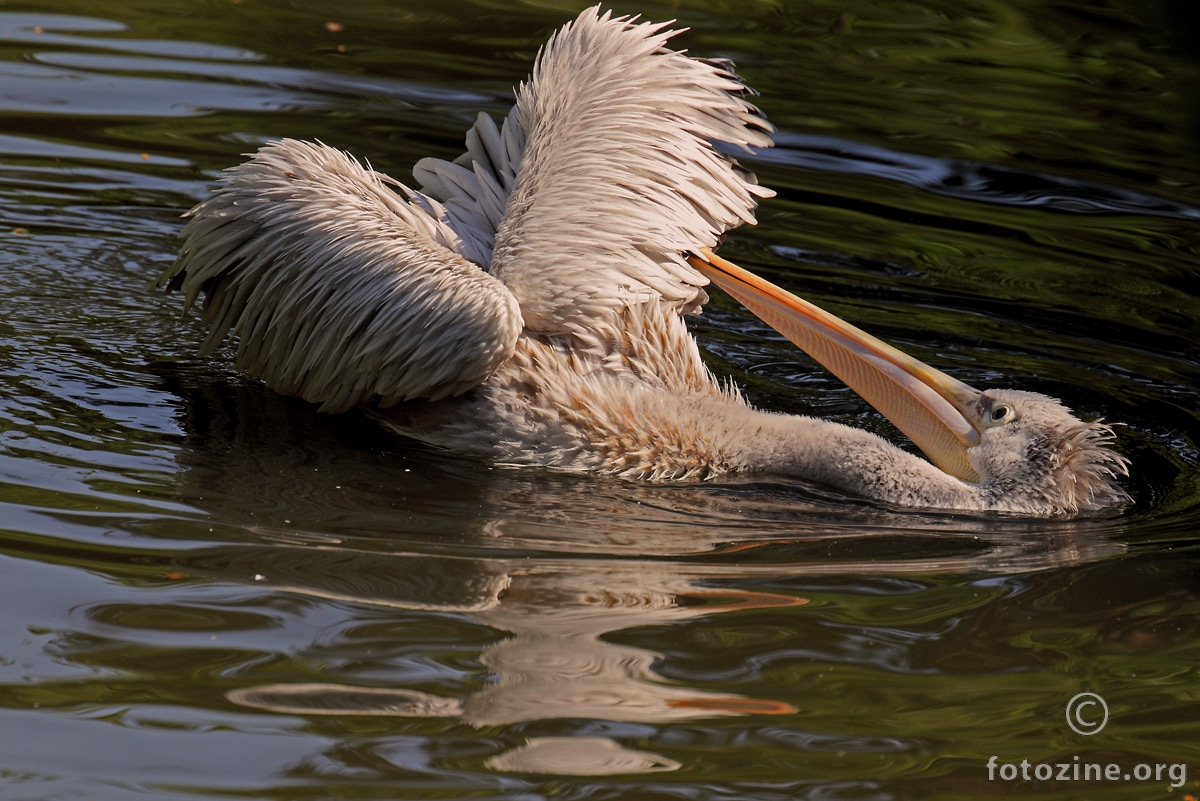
2 1 1199 799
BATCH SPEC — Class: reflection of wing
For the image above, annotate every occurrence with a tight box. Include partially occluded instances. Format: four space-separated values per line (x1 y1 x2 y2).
161 140 523 412
413 7 775 334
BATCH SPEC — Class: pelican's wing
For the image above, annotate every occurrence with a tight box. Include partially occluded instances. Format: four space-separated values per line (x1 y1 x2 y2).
413 6 774 335
413 110 522 271
159 139 523 413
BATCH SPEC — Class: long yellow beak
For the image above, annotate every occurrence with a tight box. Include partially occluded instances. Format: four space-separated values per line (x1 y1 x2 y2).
689 248 983 482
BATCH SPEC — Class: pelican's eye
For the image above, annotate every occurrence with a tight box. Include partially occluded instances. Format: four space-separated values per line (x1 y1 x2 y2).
987 404 1014 426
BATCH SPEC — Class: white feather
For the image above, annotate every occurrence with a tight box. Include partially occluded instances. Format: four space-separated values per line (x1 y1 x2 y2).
161 139 523 412
414 7 773 336
160 6 1127 516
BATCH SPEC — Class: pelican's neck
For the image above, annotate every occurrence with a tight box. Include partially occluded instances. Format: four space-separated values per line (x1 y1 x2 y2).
393 328 986 510
717 404 983 511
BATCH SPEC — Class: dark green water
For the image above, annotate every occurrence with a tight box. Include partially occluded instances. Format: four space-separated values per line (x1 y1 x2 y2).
2 1 1198 799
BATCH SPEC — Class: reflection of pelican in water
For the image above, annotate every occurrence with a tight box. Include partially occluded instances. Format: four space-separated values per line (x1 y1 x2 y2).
164 385 1129 776
220 549 799 775
159 6 1127 516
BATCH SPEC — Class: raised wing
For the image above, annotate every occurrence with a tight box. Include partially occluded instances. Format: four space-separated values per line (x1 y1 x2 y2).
413 110 522 271
413 6 775 336
160 139 523 413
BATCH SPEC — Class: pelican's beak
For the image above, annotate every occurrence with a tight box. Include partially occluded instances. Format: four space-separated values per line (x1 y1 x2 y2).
689 248 983 482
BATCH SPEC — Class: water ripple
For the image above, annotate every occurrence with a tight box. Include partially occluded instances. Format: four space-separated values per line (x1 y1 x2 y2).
757 132 1200 220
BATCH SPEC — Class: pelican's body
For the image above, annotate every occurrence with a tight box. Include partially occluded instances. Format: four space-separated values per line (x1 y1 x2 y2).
161 7 1128 516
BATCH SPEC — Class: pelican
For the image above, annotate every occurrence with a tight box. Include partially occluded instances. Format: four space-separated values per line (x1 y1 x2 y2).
159 6 1129 516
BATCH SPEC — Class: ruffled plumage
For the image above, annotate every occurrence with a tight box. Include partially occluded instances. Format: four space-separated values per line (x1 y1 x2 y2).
160 5 1129 517
415 8 773 335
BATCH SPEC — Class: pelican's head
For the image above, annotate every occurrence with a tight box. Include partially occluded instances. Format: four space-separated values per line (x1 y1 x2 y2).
959 389 1129 515
689 249 1130 516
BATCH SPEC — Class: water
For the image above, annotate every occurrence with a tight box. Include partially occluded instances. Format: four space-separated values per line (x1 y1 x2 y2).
2 1 1198 799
